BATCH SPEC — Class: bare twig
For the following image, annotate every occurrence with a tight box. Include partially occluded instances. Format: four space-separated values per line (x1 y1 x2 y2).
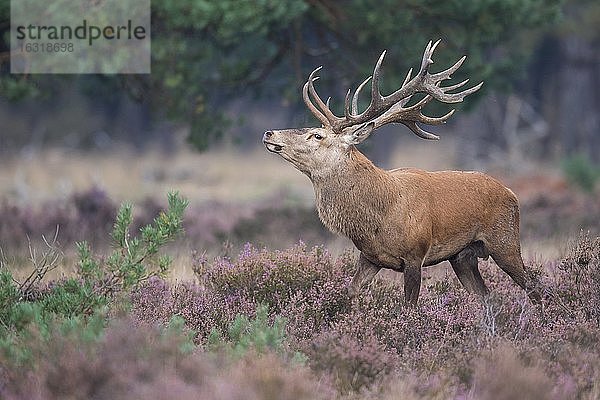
482 296 503 337
18 226 63 300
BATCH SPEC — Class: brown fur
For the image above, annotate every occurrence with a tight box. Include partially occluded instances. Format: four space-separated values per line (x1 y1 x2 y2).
264 130 539 304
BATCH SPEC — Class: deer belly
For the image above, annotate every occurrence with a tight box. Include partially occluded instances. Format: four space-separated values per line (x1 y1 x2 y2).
362 250 406 272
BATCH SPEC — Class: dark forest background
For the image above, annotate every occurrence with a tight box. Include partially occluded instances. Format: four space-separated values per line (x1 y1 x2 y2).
0 0 598 166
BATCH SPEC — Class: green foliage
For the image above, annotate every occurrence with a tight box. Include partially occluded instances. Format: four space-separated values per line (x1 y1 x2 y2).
0 192 188 367
77 191 188 294
1 263 102 336
40 278 106 317
150 0 309 150
164 315 197 354
0 270 20 325
562 153 600 193
0 299 108 365
207 304 293 359
0 0 565 150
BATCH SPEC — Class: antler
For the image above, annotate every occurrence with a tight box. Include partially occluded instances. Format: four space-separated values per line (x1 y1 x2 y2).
302 40 483 140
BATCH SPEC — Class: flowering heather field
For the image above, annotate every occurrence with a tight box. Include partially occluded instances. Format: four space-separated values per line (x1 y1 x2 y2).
1 226 600 399
0 185 599 399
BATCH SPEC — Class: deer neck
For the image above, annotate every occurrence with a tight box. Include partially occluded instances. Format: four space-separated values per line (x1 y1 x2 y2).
311 147 397 243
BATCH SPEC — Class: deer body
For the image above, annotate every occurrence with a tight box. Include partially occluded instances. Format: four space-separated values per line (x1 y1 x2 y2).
314 148 515 267
264 41 538 304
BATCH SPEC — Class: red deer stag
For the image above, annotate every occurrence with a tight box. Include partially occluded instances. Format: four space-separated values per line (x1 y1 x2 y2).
263 40 540 304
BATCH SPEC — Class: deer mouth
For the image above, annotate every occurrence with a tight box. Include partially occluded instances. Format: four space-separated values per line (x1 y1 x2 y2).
263 141 284 153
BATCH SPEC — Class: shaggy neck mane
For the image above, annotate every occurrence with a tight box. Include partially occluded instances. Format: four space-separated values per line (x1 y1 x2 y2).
311 147 398 242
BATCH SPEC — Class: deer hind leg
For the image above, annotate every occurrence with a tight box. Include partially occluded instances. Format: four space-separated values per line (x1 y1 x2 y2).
403 264 422 306
487 240 541 303
349 253 381 297
449 243 489 297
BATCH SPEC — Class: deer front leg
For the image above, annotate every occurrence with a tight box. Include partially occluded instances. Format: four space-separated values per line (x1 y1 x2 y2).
349 253 381 298
403 264 422 305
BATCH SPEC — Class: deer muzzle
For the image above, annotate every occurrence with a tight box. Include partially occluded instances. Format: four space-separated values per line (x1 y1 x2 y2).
263 131 284 153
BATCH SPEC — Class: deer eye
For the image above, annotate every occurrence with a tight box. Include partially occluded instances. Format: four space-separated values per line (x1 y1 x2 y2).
313 133 324 140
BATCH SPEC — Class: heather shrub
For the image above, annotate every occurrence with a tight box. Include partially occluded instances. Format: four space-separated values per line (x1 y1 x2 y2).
130 277 255 342
132 239 600 397
0 317 193 400
129 276 176 326
5 202 600 400
329 279 483 372
361 372 459 400
0 317 329 400
472 345 559 400
212 353 332 400
0 188 116 250
200 243 353 337
133 244 353 344
307 330 398 392
554 231 600 323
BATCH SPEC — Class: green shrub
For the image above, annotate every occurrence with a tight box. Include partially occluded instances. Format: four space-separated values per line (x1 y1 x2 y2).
0 192 188 365
77 191 188 300
0 269 20 322
207 304 304 362
562 154 600 193
207 304 285 355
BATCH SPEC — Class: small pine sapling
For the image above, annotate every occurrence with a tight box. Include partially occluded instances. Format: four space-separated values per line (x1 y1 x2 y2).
77 191 188 301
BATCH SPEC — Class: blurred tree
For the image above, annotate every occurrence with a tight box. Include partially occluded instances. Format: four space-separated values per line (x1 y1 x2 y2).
528 0 600 161
0 0 562 150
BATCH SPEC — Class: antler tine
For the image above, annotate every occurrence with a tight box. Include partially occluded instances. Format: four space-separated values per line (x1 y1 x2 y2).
377 94 454 130
343 89 352 119
306 67 343 126
441 78 470 92
400 121 440 140
429 80 483 103
370 50 387 106
377 42 440 108
352 76 371 115
395 91 446 140
402 67 413 87
404 95 456 125
430 55 466 81
339 51 387 125
302 69 330 127
424 54 483 103
418 40 438 76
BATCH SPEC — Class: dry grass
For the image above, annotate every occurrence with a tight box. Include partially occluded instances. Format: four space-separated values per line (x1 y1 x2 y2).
1 141 593 270
0 140 462 207
0 147 312 207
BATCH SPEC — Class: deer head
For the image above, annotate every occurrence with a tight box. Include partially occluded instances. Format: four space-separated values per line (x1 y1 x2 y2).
263 40 482 178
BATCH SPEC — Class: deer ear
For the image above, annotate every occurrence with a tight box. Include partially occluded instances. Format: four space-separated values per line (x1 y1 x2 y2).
344 122 375 145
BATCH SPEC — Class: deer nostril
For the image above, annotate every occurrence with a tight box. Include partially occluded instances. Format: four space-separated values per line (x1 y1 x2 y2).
264 130 273 138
